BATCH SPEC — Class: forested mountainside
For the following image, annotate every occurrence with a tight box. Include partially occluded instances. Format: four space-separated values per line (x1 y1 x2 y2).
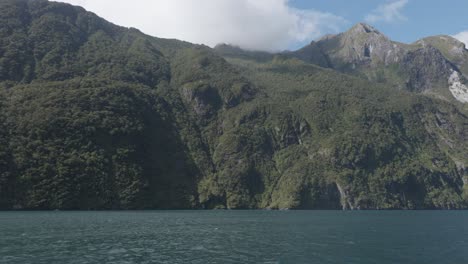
0 0 467 210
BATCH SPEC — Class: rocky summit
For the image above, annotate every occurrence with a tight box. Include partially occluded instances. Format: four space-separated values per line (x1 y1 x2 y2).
291 23 468 103
0 0 467 210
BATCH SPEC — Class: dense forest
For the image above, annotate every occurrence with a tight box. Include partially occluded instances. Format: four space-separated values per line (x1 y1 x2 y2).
0 0 466 210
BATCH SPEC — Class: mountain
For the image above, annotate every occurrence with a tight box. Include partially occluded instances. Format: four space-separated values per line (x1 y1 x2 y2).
290 23 468 104
293 23 406 69
0 0 467 210
416 35 468 75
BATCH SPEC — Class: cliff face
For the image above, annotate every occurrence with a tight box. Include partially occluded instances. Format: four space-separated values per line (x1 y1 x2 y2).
292 23 468 104
401 46 455 92
0 0 467 210
293 23 406 71
416 35 468 76
323 23 405 67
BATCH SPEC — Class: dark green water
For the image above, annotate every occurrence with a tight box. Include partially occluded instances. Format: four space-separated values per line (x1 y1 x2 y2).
0 211 467 264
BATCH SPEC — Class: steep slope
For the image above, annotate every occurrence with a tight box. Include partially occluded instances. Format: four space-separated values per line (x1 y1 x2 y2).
291 23 468 104
219 56 467 209
416 35 468 76
294 23 406 69
0 0 209 209
416 36 468 103
0 0 263 209
0 0 467 210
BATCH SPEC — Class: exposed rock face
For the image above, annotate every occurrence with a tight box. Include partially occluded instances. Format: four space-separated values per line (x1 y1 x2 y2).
448 70 468 103
416 36 468 72
292 23 468 103
402 46 454 92
336 183 355 210
336 23 404 66
181 84 222 117
0 1 467 211
293 23 406 70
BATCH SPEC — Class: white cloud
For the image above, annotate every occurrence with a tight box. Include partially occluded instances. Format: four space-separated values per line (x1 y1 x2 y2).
57 0 346 51
365 0 409 24
453 31 468 48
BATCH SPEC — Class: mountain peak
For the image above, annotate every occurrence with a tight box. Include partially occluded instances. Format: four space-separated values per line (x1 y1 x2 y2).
293 22 400 68
349 23 380 35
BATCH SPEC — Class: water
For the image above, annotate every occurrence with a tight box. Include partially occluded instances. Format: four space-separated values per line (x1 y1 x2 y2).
0 211 467 264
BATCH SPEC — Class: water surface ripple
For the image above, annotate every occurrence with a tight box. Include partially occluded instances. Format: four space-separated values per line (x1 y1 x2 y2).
1 211 467 263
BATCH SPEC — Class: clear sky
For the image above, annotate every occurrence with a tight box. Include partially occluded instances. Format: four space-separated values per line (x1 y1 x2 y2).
59 0 468 51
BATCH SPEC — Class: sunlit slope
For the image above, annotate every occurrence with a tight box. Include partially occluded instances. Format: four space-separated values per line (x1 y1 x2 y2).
0 0 466 209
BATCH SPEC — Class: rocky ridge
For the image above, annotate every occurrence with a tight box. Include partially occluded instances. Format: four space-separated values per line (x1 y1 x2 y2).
291 23 468 103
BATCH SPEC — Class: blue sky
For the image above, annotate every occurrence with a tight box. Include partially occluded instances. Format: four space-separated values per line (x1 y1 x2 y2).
60 0 468 51
290 0 468 45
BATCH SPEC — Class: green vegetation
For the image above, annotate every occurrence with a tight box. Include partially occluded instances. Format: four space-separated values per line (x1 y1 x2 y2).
287 23 468 105
0 0 466 210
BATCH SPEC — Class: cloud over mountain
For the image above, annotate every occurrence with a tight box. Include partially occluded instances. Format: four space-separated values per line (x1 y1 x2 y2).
454 31 468 48
59 0 346 51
